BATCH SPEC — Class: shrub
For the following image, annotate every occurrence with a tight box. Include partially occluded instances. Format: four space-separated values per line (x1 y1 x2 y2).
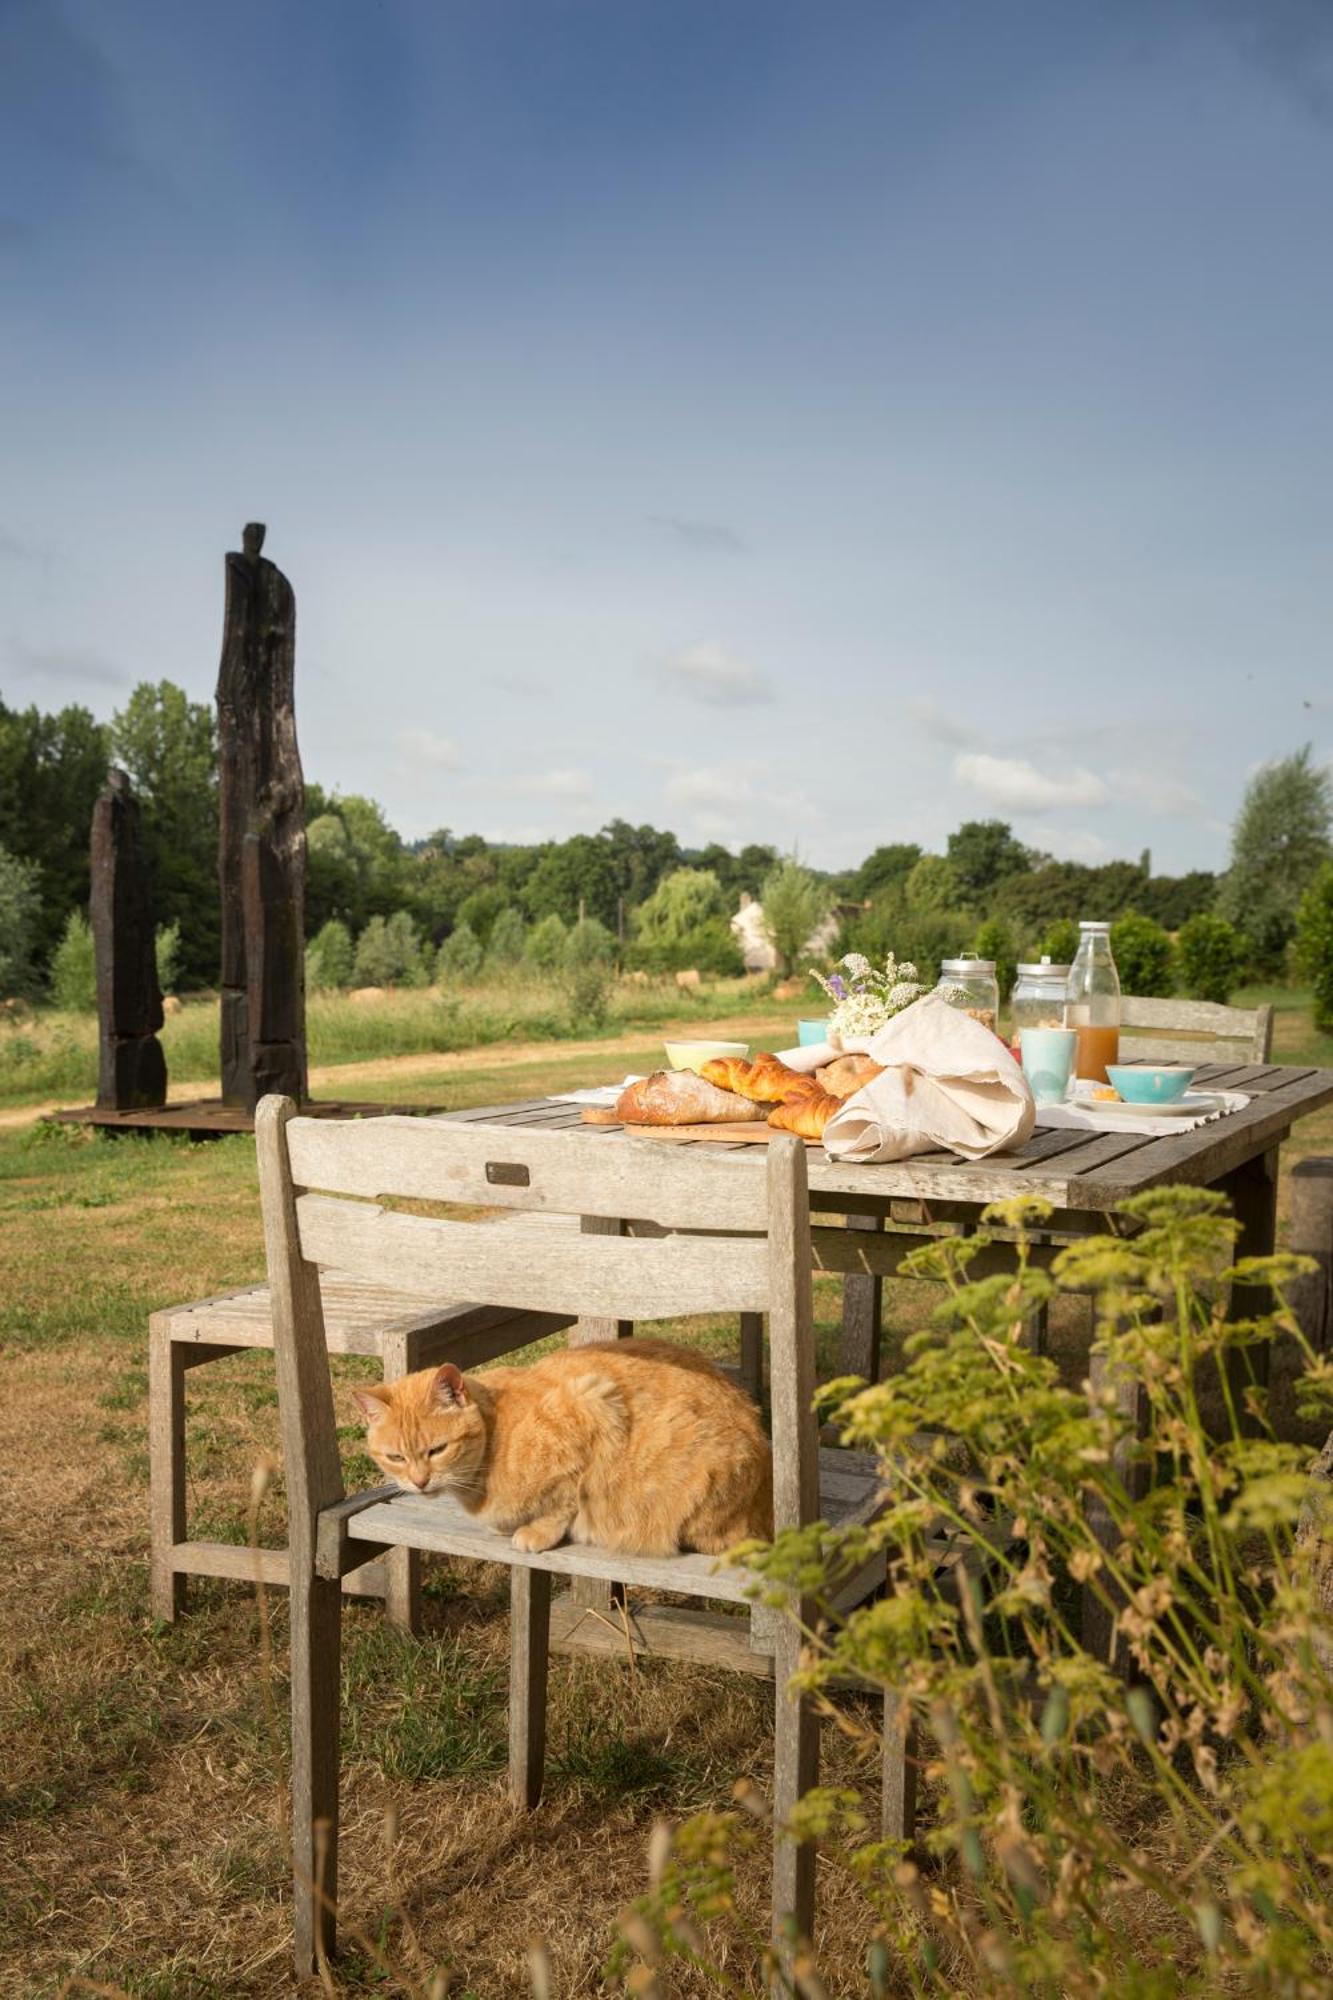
760 858 831 978
1176 911 1247 1005
0 845 43 999
485 906 527 968
456 885 507 946
971 914 1017 1002
434 919 483 984
1038 916 1079 966
49 911 97 1012
618 1189 1333 1995
525 912 569 972
630 868 744 976
1296 859 1333 1034
306 918 354 992
564 958 611 1029
155 920 181 996
565 916 617 969
353 910 427 987
1109 909 1174 996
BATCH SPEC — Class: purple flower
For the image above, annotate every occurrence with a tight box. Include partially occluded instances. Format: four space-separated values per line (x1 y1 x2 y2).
827 973 847 999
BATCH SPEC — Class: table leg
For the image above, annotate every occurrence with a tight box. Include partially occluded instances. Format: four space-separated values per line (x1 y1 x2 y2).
1081 1339 1150 1666
839 1213 884 1380
1219 1146 1280 1420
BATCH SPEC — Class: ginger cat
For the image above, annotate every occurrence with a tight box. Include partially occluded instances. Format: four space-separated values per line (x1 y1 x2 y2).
352 1338 772 1557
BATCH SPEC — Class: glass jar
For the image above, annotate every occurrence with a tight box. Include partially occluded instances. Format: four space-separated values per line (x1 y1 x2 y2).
934 955 1000 1036
1009 956 1070 1058
1066 921 1122 1083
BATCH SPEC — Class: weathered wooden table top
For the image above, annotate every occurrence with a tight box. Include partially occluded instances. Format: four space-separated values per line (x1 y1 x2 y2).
444 1061 1333 1218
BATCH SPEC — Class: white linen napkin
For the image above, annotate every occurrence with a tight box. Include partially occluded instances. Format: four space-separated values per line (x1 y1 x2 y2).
821 993 1036 1164
1036 1084 1250 1137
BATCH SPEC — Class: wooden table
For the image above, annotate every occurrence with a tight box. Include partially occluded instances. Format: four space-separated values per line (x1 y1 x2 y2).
441 1059 1333 1667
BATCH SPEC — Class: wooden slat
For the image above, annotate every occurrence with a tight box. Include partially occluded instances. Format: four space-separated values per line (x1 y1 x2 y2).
343 1490 753 1599
1073 1074 1333 1205
286 1113 770 1231
171 1539 290 1584
295 1194 770 1319
549 1597 772 1676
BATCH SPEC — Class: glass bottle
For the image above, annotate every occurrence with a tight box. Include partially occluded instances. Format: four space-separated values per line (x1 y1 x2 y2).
1066 922 1121 1083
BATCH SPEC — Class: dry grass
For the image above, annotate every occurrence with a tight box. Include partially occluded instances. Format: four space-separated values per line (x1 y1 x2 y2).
1 1010 1330 1996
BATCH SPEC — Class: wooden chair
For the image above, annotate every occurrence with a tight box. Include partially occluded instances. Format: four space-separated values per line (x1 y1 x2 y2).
255 1095 888 1981
1118 995 1273 1065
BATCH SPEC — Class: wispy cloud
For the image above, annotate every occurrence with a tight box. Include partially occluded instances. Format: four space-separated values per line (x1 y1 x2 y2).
659 639 774 707
953 752 1109 813
909 696 978 750
399 726 463 769
508 767 595 801
7 636 128 689
1109 768 1211 820
650 515 746 554
1038 826 1115 864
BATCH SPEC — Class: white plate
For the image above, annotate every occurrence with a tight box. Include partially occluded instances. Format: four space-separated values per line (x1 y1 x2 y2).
1084 1091 1222 1119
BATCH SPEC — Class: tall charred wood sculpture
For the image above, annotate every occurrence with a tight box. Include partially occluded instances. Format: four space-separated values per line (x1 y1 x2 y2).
216 522 308 1109
91 767 167 1110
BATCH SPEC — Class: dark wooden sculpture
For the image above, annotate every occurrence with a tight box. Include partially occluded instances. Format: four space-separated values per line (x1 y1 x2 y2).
91 767 167 1110
216 522 308 1109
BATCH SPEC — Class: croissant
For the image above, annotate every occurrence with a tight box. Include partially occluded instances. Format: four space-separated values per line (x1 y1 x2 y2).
766 1088 841 1140
815 1054 885 1099
615 1071 766 1125
700 1054 818 1105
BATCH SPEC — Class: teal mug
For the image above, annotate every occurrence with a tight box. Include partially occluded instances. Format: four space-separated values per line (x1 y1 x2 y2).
797 1018 830 1047
1020 1026 1076 1106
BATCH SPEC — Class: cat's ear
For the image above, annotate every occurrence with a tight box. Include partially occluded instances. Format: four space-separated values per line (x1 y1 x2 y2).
351 1385 391 1423
431 1362 469 1408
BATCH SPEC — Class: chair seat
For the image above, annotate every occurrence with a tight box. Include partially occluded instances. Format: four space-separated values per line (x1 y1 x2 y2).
324 1445 886 1604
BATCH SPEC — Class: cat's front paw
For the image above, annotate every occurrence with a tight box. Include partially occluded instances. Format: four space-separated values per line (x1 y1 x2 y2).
511 1517 569 1553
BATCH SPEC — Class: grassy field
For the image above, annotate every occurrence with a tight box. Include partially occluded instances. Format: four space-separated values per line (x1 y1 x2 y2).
0 995 1330 1995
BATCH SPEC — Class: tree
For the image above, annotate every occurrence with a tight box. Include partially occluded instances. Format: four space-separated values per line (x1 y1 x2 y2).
947 820 1031 899
155 922 182 997
760 858 831 978
486 907 527 967
851 843 922 901
435 919 483 983
1110 912 1175 998
306 919 354 992
457 885 507 945
972 916 1017 1003
0 845 42 998
630 868 743 975
50 910 96 1011
110 682 218 988
0 695 109 968
904 854 963 915
1176 913 1246 1006
521 834 620 929
1295 862 1333 1035
1039 918 1080 967
353 911 426 987
1218 746 1332 974
525 913 569 972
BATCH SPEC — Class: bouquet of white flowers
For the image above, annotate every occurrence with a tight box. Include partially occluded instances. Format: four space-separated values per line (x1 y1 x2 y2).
807 951 926 1041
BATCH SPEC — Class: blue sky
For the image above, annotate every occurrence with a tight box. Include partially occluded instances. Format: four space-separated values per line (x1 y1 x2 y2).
3 0 1332 871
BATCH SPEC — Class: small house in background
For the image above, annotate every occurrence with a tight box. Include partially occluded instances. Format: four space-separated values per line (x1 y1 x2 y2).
730 891 843 973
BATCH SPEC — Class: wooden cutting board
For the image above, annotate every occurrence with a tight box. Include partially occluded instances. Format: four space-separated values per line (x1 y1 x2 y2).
580 1109 817 1145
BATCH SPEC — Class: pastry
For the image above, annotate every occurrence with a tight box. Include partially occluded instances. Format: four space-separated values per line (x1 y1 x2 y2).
615 1071 766 1125
815 1054 884 1099
700 1054 819 1105
766 1089 841 1140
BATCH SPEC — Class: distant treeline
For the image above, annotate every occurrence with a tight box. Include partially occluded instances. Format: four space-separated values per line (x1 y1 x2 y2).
3 683 1330 1010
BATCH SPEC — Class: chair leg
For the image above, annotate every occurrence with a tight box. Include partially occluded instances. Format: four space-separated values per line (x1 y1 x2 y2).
882 1691 917 1846
509 1565 551 1810
771 1618 818 1978
290 1565 343 1979
739 1311 764 1404
383 1330 425 1633
148 1321 188 1622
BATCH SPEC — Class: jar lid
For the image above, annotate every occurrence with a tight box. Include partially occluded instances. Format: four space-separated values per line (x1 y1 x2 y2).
941 956 995 975
1078 920 1111 932
1016 960 1069 977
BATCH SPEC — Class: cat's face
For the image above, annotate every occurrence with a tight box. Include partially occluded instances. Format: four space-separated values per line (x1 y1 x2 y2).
352 1362 486 1496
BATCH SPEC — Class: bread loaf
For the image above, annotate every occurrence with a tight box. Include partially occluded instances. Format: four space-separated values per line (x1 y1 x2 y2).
615 1071 767 1125
815 1054 885 1099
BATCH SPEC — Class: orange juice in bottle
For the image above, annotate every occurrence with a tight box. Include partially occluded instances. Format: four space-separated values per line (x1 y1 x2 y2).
1066 922 1121 1085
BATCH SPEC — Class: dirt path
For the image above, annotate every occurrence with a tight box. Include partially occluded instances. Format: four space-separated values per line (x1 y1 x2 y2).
0 1013 783 1130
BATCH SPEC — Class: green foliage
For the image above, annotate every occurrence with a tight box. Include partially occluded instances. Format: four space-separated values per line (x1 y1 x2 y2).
1177 912 1247 1006
434 919 483 984
995 856 1151 934
760 857 831 977
564 957 612 1029
565 916 617 968
970 915 1017 1001
456 884 507 945
0 845 43 998
1038 916 1080 966
154 921 181 997
110 682 218 988
1139 868 1218 930
1296 860 1333 1034
619 1189 1333 1996
1110 909 1175 997
50 911 96 1012
0 695 109 967
353 911 428 987
485 906 527 967
525 912 569 971
304 918 354 992
903 852 961 915
947 819 1031 898
850 842 922 901
630 867 742 975
1219 745 1332 975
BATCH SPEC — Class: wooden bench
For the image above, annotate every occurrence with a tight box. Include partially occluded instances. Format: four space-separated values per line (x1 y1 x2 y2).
148 1272 573 1630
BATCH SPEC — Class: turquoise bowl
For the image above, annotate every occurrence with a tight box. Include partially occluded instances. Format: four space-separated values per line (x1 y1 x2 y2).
797 1018 831 1047
1106 1063 1196 1105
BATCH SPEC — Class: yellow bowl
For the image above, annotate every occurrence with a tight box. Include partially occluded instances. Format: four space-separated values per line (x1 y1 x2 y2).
663 1039 750 1073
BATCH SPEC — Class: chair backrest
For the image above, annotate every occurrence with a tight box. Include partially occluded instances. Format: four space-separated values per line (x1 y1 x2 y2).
254 1099 818 1565
1118 995 1273 1066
